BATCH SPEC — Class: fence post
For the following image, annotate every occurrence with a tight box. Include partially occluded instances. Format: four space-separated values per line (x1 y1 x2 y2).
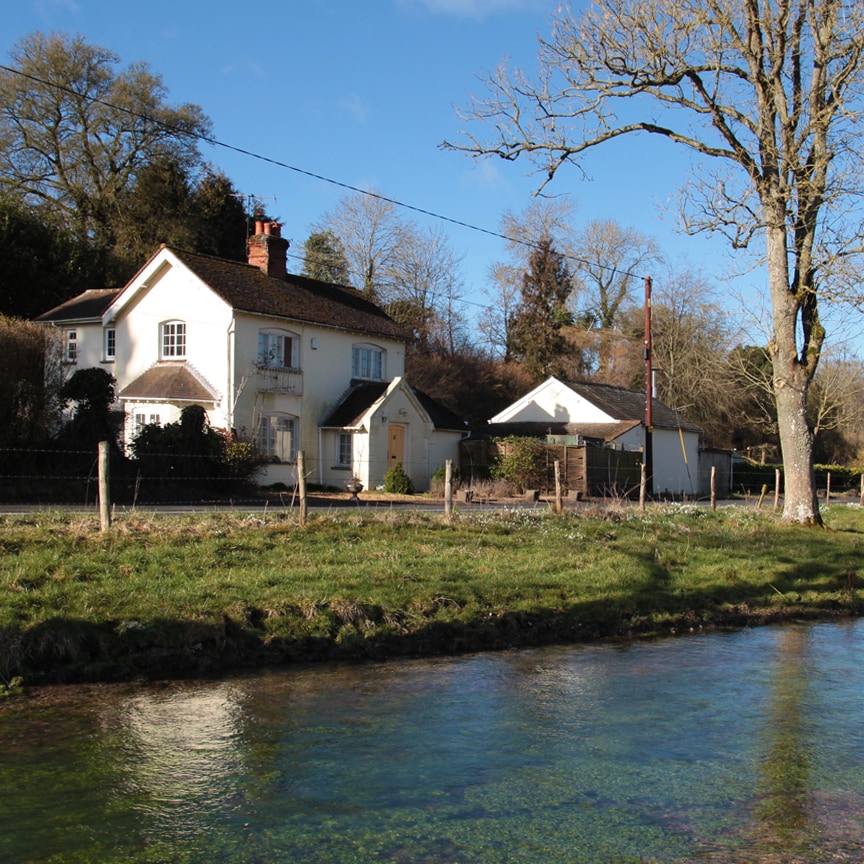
757 484 767 509
710 465 716 510
774 468 781 510
554 460 563 514
98 440 111 532
826 471 831 505
444 459 453 521
297 450 307 525
639 462 647 511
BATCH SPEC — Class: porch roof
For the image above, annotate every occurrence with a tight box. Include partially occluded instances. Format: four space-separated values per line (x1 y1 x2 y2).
118 362 219 404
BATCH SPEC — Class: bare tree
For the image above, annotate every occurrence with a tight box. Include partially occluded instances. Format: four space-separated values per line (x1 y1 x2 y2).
385 223 466 350
571 220 659 329
312 190 408 302
637 267 741 447
570 219 660 376
808 351 864 462
445 0 864 524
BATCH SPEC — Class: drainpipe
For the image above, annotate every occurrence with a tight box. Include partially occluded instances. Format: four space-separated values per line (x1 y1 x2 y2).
226 321 235 432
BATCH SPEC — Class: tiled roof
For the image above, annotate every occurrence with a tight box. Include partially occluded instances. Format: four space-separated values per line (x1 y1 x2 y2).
320 381 388 428
118 362 219 403
413 390 467 432
320 380 467 431
566 381 703 433
33 289 121 323
169 248 410 341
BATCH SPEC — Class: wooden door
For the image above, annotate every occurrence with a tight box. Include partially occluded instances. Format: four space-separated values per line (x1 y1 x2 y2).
387 425 405 468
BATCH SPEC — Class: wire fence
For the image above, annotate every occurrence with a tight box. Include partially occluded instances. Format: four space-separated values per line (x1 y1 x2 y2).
2 444 862 508
0 445 263 506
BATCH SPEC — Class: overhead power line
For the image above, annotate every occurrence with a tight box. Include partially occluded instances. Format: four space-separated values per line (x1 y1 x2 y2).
0 63 649 281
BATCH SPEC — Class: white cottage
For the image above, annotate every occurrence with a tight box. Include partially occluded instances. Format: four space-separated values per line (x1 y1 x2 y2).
488 376 702 496
35 220 466 492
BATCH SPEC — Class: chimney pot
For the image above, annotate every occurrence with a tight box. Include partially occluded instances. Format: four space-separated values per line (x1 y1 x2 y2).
247 229 290 278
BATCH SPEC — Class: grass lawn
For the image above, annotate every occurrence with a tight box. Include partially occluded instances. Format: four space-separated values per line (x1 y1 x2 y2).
1 503 862 686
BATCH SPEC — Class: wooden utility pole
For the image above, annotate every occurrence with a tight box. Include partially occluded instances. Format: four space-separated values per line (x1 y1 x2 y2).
643 276 653 498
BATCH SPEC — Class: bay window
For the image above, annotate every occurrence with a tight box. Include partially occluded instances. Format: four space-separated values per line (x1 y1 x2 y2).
257 414 298 463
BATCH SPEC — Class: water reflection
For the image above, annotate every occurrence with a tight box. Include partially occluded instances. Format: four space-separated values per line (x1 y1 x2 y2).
108 683 248 841
754 626 814 851
2 621 864 864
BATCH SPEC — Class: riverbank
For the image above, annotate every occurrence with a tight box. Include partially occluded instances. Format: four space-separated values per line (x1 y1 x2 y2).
2 503 862 688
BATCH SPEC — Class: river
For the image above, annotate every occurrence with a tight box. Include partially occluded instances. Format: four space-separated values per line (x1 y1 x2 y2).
2 619 863 863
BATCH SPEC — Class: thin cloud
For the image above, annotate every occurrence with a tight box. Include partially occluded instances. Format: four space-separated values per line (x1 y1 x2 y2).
339 92 369 126
397 0 547 20
33 0 81 18
467 160 509 191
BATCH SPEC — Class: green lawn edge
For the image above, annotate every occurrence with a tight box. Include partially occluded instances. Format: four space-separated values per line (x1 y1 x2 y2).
1 503 862 687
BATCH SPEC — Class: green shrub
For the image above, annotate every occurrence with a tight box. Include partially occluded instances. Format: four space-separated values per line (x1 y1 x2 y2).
431 464 460 483
383 462 414 494
491 436 545 491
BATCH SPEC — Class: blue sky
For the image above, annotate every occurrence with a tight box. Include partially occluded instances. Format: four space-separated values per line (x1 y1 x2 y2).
5 0 858 353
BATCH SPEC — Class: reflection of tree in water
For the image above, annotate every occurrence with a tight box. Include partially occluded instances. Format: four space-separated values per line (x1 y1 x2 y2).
753 626 815 856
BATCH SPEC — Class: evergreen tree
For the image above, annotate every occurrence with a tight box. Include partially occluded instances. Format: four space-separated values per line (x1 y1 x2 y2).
507 238 573 382
301 231 351 284
0 195 95 318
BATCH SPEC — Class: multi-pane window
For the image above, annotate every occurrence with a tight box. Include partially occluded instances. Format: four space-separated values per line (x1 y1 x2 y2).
104 328 116 360
133 413 161 436
161 321 186 358
351 344 384 380
258 330 299 369
337 433 353 467
257 415 297 463
65 329 78 363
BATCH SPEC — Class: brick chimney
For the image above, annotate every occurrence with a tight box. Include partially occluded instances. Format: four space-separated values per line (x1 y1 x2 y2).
247 218 289 278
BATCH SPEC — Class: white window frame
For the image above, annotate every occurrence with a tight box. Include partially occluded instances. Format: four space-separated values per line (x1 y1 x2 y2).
160 320 186 359
133 413 161 436
65 328 78 363
257 414 298 463
336 432 353 468
104 327 116 361
351 344 385 380
258 329 300 369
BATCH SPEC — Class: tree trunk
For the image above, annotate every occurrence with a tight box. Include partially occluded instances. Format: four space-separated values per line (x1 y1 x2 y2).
766 224 822 525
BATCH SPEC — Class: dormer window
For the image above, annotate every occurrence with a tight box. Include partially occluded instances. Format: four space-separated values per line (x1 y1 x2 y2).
161 320 186 359
258 329 300 369
351 344 384 380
